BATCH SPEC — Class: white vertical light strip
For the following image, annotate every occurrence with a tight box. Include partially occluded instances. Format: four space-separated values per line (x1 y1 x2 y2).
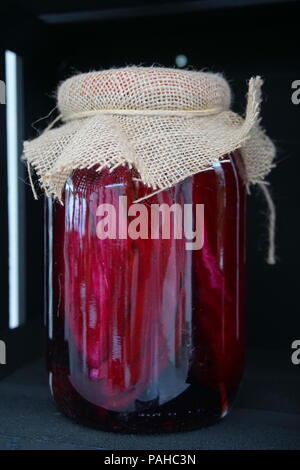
5 50 21 329
47 198 53 339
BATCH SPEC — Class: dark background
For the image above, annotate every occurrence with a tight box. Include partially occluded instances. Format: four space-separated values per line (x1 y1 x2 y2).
0 0 299 451
0 0 299 374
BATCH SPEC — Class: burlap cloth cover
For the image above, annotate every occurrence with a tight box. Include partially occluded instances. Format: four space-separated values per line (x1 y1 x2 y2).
22 67 276 259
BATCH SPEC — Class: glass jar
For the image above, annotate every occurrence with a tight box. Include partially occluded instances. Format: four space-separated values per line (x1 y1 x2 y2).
46 150 246 433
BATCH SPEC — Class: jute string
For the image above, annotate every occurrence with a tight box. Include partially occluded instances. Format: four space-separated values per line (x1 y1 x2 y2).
257 182 276 265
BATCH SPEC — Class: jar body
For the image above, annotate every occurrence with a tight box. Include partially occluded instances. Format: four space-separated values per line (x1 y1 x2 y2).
46 152 246 433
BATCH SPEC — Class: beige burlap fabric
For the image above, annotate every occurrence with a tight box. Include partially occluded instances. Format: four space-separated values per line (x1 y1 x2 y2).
22 66 275 201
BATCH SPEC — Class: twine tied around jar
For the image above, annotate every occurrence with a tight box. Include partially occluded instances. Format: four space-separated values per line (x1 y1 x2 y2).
22 66 276 263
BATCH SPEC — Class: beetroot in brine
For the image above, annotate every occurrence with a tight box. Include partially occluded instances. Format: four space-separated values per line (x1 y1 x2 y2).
47 152 246 432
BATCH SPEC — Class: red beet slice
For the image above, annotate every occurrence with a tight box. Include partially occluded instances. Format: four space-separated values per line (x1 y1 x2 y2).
60 166 189 410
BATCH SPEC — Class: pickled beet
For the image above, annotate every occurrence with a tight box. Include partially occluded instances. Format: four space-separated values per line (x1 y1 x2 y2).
46 152 246 433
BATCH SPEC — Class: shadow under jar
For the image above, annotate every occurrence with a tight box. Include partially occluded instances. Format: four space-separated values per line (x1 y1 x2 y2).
46 151 246 433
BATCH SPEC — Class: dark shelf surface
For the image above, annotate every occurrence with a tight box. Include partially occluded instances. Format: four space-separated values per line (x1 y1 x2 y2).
0 352 300 450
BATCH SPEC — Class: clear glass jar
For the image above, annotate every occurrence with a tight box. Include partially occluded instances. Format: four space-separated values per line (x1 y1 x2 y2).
46 151 246 433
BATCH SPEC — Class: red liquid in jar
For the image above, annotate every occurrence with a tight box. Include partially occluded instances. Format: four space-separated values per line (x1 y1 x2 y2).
46 152 246 433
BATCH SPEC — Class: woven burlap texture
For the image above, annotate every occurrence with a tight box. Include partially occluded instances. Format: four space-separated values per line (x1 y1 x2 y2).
22 66 275 200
